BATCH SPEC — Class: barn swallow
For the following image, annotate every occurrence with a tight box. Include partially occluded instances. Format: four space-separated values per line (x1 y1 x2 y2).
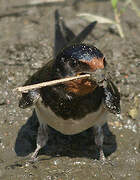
19 10 120 161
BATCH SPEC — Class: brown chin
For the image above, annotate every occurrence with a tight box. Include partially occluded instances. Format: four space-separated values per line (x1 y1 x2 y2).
64 56 105 96
65 78 97 96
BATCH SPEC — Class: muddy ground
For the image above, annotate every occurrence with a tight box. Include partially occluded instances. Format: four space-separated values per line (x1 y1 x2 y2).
0 0 140 179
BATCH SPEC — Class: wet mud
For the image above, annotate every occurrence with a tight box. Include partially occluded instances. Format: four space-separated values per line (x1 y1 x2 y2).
0 0 140 179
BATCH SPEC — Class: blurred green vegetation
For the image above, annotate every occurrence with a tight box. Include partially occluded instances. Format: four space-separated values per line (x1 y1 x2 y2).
77 0 140 38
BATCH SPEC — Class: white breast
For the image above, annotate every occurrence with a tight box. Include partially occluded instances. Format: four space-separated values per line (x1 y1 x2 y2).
35 98 108 135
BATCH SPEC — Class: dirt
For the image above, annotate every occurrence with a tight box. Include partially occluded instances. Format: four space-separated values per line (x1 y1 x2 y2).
0 0 140 179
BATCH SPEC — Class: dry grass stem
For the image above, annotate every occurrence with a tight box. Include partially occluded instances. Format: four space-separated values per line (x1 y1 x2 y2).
13 74 90 93
29 0 65 5
114 9 124 38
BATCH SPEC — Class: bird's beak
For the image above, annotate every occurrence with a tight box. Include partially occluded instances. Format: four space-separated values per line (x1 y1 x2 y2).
79 68 107 86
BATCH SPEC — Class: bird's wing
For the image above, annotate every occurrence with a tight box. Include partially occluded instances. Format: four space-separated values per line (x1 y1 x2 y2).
70 21 97 44
19 60 53 109
54 10 97 56
54 10 68 56
103 79 121 114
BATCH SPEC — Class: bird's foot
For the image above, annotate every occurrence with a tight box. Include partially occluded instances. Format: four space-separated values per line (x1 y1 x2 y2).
29 146 40 162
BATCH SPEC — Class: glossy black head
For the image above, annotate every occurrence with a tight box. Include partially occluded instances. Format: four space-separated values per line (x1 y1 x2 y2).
53 43 106 78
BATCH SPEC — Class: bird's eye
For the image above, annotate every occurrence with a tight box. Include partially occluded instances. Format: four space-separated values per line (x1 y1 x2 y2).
61 57 65 63
73 60 77 66
70 59 78 67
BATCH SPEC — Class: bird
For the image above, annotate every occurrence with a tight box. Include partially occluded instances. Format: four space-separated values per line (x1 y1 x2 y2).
19 10 120 161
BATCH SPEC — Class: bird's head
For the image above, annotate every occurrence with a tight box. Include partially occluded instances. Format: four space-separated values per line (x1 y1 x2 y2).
53 44 107 96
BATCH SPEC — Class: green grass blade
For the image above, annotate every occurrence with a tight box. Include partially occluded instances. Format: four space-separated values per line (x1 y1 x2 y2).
111 0 118 9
